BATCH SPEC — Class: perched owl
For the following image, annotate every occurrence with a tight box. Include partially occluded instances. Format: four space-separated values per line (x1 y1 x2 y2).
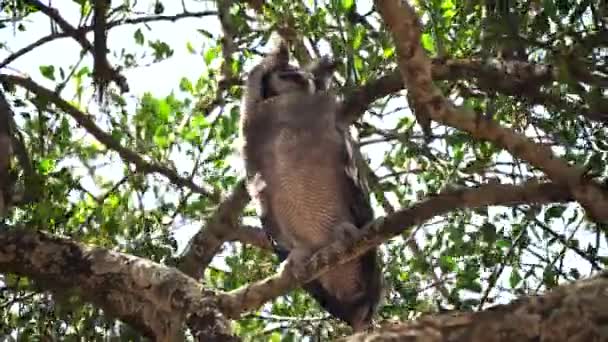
239 41 383 331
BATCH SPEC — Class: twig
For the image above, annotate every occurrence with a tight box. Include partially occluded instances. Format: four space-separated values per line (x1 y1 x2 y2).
0 10 217 70
374 0 608 223
0 74 218 199
24 0 128 94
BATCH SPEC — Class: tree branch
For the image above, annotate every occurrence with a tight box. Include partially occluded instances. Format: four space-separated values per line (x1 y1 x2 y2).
0 227 235 341
24 0 128 94
0 10 217 70
0 90 40 209
0 74 218 199
178 180 251 279
339 58 576 125
374 0 608 223
217 0 237 85
341 270 608 341
239 0 313 64
217 181 573 318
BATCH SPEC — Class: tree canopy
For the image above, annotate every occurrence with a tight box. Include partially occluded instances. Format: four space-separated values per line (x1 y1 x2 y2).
0 0 607 340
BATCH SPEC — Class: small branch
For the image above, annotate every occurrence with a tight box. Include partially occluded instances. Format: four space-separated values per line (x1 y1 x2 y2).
0 11 217 70
92 0 112 103
374 0 608 223
178 180 250 279
217 0 237 85
230 225 273 251
24 0 128 94
477 227 526 308
239 0 312 64
520 207 603 271
0 74 218 199
217 181 573 318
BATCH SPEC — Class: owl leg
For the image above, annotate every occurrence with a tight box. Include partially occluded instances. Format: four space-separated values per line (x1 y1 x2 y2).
333 221 365 243
280 247 313 281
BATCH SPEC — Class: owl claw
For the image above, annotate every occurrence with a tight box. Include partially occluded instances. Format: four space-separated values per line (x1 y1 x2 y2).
334 221 365 243
284 248 311 281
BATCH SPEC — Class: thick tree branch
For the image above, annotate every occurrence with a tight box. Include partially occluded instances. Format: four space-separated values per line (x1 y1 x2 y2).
0 74 218 199
342 270 608 341
374 0 608 223
339 58 571 125
92 0 111 103
0 227 235 341
217 181 572 318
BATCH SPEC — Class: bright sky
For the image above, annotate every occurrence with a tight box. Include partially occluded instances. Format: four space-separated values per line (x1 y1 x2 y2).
0 0 603 315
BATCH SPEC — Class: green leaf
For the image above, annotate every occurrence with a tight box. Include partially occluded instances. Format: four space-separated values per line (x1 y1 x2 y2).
545 205 566 220
204 46 220 65
76 66 90 77
509 269 522 288
496 239 510 249
157 99 171 121
383 46 395 58
192 114 209 129
38 158 56 174
421 33 436 54
186 41 195 54
134 28 144 45
149 40 174 62
39 65 55 80
270 332 282 342
341 0 354 10
438 255 456 272
353 55 363 73
179 77 193 92
352 26 365 50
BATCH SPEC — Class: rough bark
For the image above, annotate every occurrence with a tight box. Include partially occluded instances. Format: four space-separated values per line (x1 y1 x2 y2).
0 227 236 341
342 271 608 342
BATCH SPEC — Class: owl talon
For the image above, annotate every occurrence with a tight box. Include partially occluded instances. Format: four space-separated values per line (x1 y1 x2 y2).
334 222 365 243
285 248 311 281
